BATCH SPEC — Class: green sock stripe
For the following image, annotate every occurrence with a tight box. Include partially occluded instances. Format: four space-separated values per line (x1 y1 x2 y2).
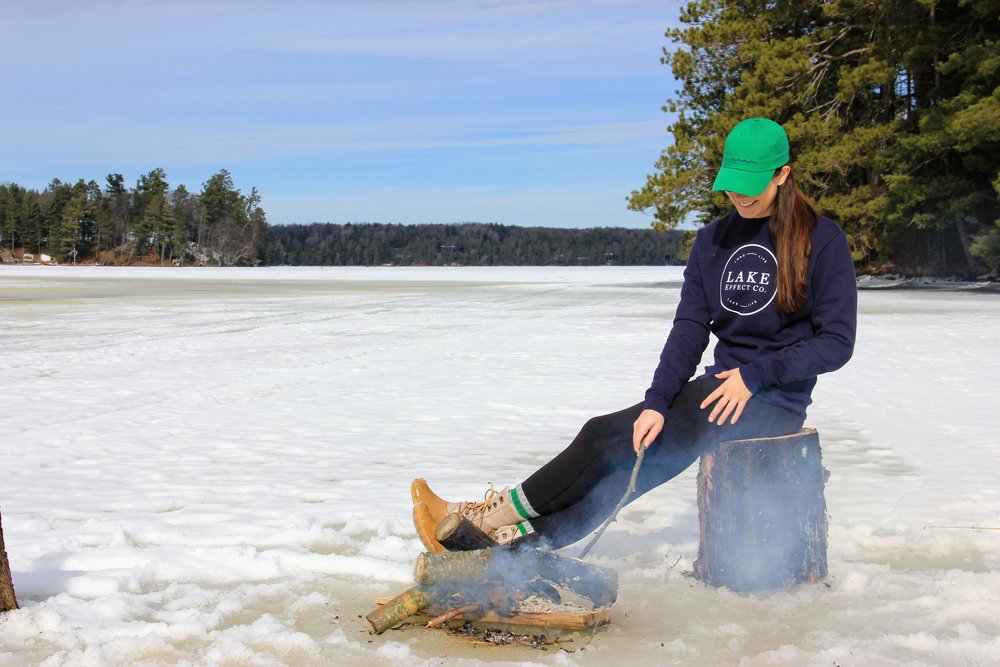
516 522 528 536
510 488 533 520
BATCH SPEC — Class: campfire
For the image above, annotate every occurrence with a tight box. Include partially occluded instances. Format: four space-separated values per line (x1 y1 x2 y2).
365 513 618 646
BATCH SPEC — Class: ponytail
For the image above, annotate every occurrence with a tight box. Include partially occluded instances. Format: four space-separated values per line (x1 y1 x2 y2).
769 170 817 313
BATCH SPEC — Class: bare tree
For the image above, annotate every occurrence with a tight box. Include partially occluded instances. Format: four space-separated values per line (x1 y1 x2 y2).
0 510 17 612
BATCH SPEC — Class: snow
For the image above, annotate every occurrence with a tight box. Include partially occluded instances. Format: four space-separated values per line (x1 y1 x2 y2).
1 264 998 666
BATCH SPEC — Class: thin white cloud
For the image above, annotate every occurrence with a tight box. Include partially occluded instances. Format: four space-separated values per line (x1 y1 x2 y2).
0 113 666 170
273 17 670 62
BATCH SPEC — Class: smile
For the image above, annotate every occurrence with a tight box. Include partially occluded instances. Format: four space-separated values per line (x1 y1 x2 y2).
737 199 759 208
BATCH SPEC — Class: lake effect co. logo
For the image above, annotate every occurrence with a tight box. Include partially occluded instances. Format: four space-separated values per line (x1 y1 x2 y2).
720 244 778 316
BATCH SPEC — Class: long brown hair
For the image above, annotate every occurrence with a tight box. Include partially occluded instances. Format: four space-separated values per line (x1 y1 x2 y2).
769 169 817 313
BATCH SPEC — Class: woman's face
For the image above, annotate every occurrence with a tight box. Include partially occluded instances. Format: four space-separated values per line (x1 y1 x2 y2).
726 166 790 219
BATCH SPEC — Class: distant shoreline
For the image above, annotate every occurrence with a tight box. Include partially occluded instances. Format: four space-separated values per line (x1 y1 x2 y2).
856 274 1000 292
4 262 1000 293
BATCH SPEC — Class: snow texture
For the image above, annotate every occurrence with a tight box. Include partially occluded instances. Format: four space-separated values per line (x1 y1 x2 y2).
1 265 999 666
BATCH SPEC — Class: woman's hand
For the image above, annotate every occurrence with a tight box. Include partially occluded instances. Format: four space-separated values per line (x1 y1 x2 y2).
700 368 753 425
632 408 665 453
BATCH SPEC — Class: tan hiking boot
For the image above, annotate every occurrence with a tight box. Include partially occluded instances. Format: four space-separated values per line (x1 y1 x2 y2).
411 479 521 534
410 479 459 526
490 524 526 545
412 501 446 553
460 483 522 533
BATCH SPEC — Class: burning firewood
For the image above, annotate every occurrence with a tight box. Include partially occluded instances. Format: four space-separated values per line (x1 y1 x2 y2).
434 512 499 551
366 546 618 635
365 586 431 634
426 603 481 628
414 547 618 607
368 507 620 636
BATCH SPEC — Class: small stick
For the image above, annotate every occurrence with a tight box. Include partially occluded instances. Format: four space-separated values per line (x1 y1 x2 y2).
426 604 480 628
579 447 644 558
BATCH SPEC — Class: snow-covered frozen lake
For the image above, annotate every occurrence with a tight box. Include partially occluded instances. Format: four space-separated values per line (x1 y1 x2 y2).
1 265 998 666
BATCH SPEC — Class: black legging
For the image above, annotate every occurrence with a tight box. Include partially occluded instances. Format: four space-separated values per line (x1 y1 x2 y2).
520 376 805 549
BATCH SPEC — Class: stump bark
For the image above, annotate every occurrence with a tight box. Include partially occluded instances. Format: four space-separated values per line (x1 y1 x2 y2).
693 428 828 592
0 510 18 612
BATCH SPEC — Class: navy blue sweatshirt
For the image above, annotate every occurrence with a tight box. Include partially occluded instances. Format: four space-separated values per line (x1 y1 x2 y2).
644 210 857 419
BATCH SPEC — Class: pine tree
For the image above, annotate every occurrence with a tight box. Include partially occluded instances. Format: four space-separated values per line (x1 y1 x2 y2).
55 186 88 262
629 0 1000 274
101 173 131 258
131 168 171 261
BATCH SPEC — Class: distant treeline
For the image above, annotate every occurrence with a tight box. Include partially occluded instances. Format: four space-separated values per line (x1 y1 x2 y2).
0 170 687 268
266 222 691 266
0 169 268 266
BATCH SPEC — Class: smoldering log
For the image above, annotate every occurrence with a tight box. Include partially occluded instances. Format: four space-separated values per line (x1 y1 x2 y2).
693 428 828 592
415 547 494 583
419 605 612 631
525 550 618 606
415 547 618 607
373 595 614 632
434 512 500 551
0 510 17 613
365 586 431 634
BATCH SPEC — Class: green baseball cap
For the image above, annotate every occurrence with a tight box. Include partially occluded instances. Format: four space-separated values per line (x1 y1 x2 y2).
711 118 789 196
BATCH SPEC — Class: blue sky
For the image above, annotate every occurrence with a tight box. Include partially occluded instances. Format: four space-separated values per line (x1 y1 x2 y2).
1 1 682 228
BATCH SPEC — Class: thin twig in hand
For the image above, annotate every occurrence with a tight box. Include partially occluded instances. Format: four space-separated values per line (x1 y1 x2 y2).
579 448 645 558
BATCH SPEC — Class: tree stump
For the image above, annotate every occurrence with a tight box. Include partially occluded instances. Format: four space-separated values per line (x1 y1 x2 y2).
693 428 828 592
0 510 18 612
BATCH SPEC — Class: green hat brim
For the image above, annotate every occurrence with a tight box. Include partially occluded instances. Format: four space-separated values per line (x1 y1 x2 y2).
711 166 775 197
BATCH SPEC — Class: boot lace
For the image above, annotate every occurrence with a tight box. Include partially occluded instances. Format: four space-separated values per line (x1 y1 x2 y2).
462 483 501 527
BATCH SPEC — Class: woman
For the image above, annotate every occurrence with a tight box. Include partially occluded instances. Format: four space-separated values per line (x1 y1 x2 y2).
412 118 857 551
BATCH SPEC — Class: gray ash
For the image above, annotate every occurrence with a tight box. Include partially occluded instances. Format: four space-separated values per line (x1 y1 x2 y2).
453 621 549 648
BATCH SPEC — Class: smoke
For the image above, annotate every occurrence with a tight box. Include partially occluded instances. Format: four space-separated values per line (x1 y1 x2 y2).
525 468 642 551
417 542 619 618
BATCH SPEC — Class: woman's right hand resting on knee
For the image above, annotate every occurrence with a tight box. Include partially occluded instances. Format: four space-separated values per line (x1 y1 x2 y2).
633 409 665 453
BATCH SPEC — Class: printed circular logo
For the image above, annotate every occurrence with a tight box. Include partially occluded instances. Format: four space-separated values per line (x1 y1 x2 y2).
719 244 778 316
